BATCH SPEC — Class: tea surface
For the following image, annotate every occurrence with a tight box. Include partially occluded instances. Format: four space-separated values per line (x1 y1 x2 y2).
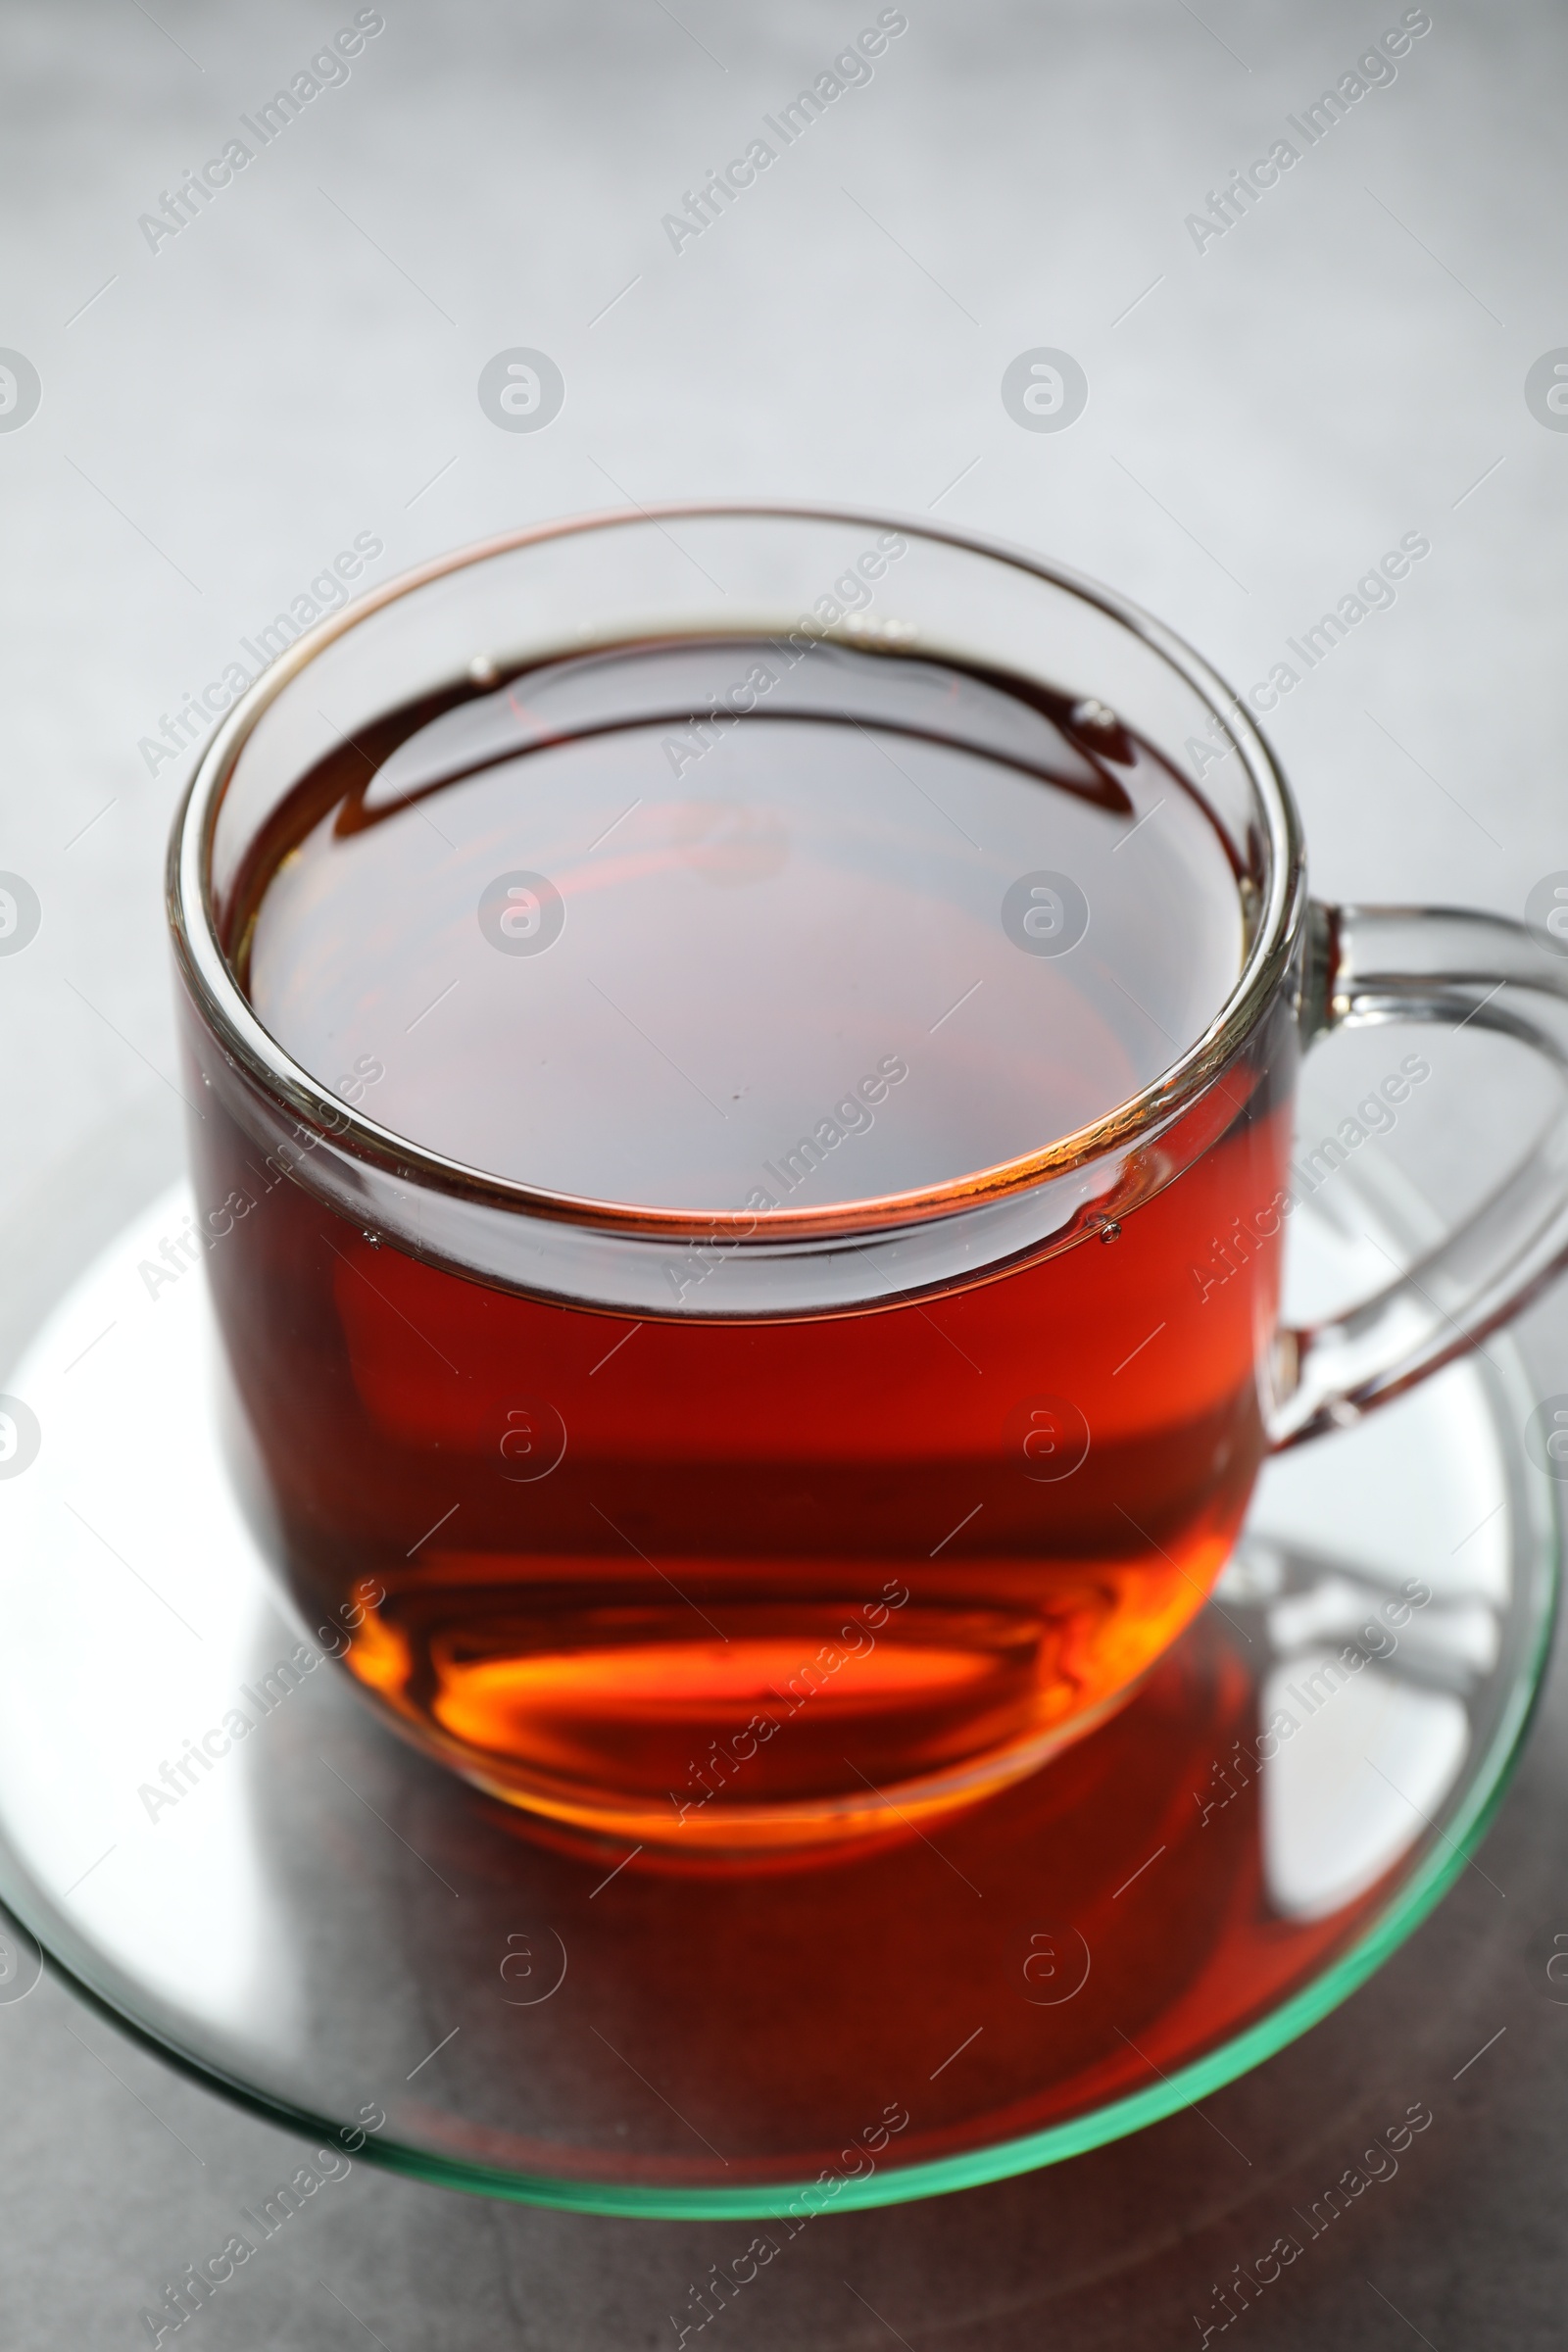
241 636 1244 1206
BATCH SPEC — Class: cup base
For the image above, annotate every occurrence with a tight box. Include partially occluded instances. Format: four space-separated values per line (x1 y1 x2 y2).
349 1664 1149 1862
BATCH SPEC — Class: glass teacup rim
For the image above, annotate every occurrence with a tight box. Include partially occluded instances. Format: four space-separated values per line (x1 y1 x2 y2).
170 500 1306 1244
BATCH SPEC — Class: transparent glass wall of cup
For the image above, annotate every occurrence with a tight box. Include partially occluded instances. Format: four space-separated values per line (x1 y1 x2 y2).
169 507 1568 1859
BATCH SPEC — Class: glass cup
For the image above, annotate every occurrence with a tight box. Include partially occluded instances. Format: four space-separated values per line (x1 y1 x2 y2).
168 505 1568 1858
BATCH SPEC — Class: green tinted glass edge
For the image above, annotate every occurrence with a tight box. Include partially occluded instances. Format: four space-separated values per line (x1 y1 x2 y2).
9 1357 1554 2223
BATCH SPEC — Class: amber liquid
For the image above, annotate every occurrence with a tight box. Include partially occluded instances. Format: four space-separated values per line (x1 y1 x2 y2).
193 634 1291 1853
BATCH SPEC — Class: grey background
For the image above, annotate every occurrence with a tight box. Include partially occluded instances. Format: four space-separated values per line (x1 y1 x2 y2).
1 0 1567 2342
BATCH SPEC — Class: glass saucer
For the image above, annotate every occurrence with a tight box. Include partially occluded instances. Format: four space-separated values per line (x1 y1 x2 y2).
0 1158 1552 2217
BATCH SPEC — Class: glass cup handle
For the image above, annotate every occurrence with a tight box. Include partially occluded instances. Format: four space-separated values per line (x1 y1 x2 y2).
1269 901 1568 1448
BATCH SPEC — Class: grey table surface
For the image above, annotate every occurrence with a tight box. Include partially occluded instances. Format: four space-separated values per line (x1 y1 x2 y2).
2 0 1567 2343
